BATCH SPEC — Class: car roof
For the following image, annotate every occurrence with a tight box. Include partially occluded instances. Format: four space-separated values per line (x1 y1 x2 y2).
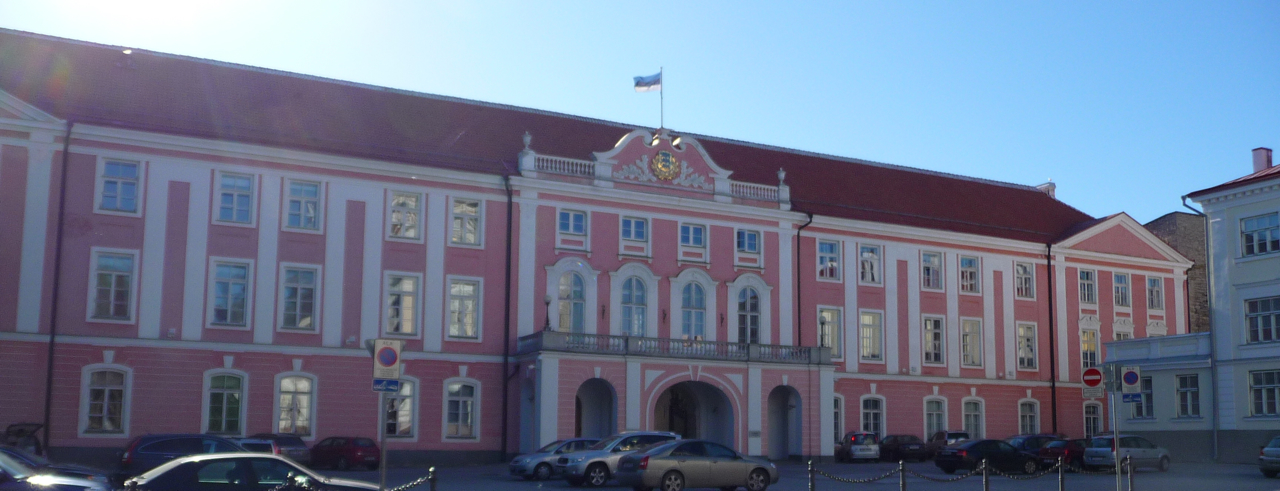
132 453 305 482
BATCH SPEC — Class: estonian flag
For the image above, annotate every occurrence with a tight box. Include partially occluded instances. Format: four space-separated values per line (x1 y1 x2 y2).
633 72 662 92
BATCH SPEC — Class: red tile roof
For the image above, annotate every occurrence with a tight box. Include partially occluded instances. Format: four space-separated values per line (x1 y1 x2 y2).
1186 164 1280 199
0 29 1093 243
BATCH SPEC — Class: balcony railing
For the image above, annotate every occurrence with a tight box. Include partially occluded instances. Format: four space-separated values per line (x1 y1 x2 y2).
517 330 832 365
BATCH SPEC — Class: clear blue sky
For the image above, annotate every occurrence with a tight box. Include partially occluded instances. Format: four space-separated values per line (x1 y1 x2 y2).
3 1 1277 223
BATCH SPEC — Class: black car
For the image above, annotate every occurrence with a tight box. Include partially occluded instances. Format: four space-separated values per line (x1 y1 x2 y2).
119 434 244 476
1004 434 1060 458
878 435 930 462
124 452 376 490
934 439 1039 475
246 433 311 465
0 446 113 485
924 431 970 458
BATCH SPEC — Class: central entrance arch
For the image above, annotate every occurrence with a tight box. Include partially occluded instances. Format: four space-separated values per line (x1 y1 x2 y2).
767 386 802 460
654 381 735 449
575 378 617 438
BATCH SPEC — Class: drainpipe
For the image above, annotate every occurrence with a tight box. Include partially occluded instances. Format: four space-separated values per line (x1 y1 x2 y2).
1182 195 1216 461
500 173 515 462
795 213 814 346
1046 244 1058 435
41 120 74 454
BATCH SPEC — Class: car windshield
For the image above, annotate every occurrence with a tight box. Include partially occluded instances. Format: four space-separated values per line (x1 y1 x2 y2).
0 453 33 480
1088 437 1113 448
538 441 565 453
1269 437 1280 449
354 439 375 447
851 434 877 445
1008 437 1025 447
1045 441 1065 449
588 436 623 451
3 447 49 466
902 436 922 444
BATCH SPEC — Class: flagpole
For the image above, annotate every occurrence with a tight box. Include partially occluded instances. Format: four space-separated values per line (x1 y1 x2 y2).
660 66 664 129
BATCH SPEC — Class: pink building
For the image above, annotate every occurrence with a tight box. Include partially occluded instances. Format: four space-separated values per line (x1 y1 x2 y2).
0 30 1193 466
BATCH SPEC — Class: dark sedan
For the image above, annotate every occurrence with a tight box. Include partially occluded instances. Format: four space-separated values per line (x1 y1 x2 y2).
1005 434 1060 458
878 435 929 463
615 440 779 491
934 439 1039 475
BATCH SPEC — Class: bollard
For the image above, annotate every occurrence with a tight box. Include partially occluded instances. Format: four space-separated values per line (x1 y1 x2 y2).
428 466 437 491
898 460 906 491
1126 455 1135 491
1057 456 1065 491
807 460 815 491
981 459 989 491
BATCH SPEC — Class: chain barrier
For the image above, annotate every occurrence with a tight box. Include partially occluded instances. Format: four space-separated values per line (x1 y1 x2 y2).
986 461 1062 480
812 465 901 484
1065 463 1123 475
901 465 984 483
809 455 1140 490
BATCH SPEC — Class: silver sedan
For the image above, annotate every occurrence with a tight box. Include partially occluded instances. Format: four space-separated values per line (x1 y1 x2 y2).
615 440 779 491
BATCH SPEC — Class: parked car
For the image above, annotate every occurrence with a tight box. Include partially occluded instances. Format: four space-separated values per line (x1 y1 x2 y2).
247 433 311 465
1081 435 1170 472
233 438 279 454
123 452 377 490
615 440 778 491
878 435 930 463
556 431 681 487
2 425 42 457
119 434 245 476
310 437 379 471
1037 439 1087 469
510 438 599 480
1004 434 1060 458
834 432 880 462
924 431 970 458
934 439 1039 475
0 446 113 485
1260 435 1280 478
0 451 109 491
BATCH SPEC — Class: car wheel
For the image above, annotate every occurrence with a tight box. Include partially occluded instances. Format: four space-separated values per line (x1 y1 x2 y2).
1262 470 1278 478
586 463 610 487
1023 459 1038 475
336 457 349 471
940 466 956 475
661 471 684 491
1158 457 1170 472
746 469 769 491
535 464 553 481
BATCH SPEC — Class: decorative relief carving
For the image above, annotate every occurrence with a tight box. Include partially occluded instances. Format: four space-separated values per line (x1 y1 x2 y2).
614 157 658 182
613 157 713 191
671 161 713 191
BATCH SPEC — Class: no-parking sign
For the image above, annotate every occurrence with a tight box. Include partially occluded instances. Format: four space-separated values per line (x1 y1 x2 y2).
372 339 403 380
1120 366 1141 394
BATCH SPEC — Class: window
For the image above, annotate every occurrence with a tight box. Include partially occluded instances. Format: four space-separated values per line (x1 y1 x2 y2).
86 370 126 433
559 273 585 333
738 288 760 344
859 245 881 284
925 399 945 437
1247 296 1280 343
1133 377 1153 419
1114 273 1130 307
959 256 980 293
90 251 135 321
621 217 647 242
819 308 841 358
450 198 482 246
923 317 944 364
1015 263 1035 299
961 319 982 367
217 173 254 224
1079 270 1097 304
862 398 883 437
1084 403 1102 438
285 181 321 230
1019 401 1039 434
921 252 943 290
383 381 414 437
833 397 844 443
98 160 139 213
559 210 586 235
207 375 243 434
818 240 840 279
448 279 479 339
680 224 705 247
1147 277 1164 310
277 376 313 436
389 192 421 240
1017 323 1037 369
1242 213 1280 257
963 401 983 439
281 267 317 330
1251 370 1280 417
386 275 418 335
680 283 706 340
859 312 883 361
737 230 760 254
621 277 647 337
212 262 250 326
445 381 476 438
1177 375 1200 418
1081 329 1099 369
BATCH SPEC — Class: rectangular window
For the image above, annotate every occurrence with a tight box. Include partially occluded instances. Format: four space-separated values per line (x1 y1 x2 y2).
921 252 943 290
91 252 135 321
1019 402 1038 434
961 319 982 367
859 312 883 361
384 382 414 437
680 224 705 247
1133 377 1154 418
386 275 417 335
833 398 844 443
98 160 140 214
212 262 250 326
446 382 476 438
736 230 760 253
1081 329 1099 369
1017 323 1037 369
277 376 313 436
216 173 255 224
1177 375 1200 418
559 210 586 235
1252 370 1280 417
280 267 317 330
450 198 482 246
925 400 945 437
963 401 983 439
1246 296 1279 344
388 192 422 240
819 308 841 358
923 317 944 364
1015 263 1035 299
1113 273 1130 307
207 375 243 435
1079 270 1097 304
86 370 126 433
959 256 980 293
1242 213 1280 257
621 217 647 241
862 398 883 437
818 240 840 279
1147 277 1164 310
859 245 881 284
448 279 479 339
284 180 321 230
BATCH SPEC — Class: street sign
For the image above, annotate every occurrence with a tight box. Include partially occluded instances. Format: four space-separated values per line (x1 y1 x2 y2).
1082 367 1105 398
1121 366 1141 394
1122 393 1141 403
373 379 402 392
371 339 403 380
1083 386 1104 399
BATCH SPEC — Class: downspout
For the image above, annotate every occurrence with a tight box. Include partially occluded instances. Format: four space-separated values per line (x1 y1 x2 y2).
1046 244 1058 435
500 174 515 461
42 120 73 454
1182 195 1216 461
794 212 813 460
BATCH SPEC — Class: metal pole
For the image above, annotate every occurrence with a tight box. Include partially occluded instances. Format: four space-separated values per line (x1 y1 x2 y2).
982 459 989 491
807 460 815 491
428 466 437 491
898 459 906 491
1058 456 1065 491
1126 455 1135 491
379 392 388 491
1112 388 1121 491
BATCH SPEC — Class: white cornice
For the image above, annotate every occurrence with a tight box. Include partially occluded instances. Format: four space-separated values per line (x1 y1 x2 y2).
833 371 1072 388
509 175 804 224
0 89 59 123
1191 178 1280 206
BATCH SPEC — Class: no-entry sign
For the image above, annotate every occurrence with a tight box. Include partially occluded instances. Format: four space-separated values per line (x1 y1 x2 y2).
1082 367 1105 398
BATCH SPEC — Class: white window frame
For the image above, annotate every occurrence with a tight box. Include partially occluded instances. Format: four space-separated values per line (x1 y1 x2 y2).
449 197 484 248
85 247 140 325
277 263 321 333
817 240 841 281
860 395 886 438
1017 322 1038 370
1081 328 1100 369
670 269 718 342
1250 369 1280 417
922 316 945 365
1247 296 1280 344
728 274 772 345
1113 273 1131 308
609 263 659 338
381 375 419 441
201 368 249 437
858 310 884 363
961 318 983 368
546 258 599 334
93 157 144 217
282 179 324 233
214 170 257 227
206 257 254 330
446 275 483 342
961 397 985 439
1078 270 1097 305
818 306 842 359
679 223 706 247
1146 277 1164 311
1176 374 1200 418
387 190 424 242
921 252 943 291
384 272 424 338
737 229 761 254
1132 376 1154 419
559 209 587 236
858 244 882 285
1018 399 1040 434
1015 262 1035 299
1083 402 1103 438
619 216 650 257
1241 212 1280 257
273 371 318 440
833 395 845 444
442 377 481 442
959 256 980 294
78 363 132 438
924 397 947 437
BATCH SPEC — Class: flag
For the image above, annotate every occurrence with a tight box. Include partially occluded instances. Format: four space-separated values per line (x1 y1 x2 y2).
633 72 661 92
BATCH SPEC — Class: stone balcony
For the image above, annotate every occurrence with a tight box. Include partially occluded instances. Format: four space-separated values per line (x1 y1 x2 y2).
516 330 832 365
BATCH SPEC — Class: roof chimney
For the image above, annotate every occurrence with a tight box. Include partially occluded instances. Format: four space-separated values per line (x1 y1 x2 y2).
1254 147 1273 173
1036 180 1056 199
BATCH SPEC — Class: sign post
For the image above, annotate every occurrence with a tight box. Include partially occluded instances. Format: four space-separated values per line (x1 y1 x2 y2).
367 339 403 491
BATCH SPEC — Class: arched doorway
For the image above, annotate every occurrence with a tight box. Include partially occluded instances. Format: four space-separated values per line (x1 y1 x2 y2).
574 378 617 438
654 381 735 449
767 386 802 461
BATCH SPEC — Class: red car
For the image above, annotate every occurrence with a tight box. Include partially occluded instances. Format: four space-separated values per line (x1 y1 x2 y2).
310 437 380 471
1038 439 1088 469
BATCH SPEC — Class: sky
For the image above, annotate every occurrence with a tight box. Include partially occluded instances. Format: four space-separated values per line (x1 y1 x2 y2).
2 0 1278 223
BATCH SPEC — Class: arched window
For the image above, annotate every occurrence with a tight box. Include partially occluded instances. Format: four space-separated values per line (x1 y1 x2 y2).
559 273 585 333
621 277 646 337
277 375 314 436
962 400 983 439
1019 401 1040 435
925 399 946 437
1084 403 1102 438
738 288 760 344
681 283 706 340
861 397 884 437
383 380 416 438
207 374 244 435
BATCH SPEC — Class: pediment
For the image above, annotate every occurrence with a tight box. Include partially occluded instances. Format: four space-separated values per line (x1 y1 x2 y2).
1057 214 1190 265
0 89 59 123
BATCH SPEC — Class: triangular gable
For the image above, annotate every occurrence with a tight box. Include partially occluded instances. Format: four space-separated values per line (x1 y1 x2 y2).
1056 213 1191 265
0 88 59 123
